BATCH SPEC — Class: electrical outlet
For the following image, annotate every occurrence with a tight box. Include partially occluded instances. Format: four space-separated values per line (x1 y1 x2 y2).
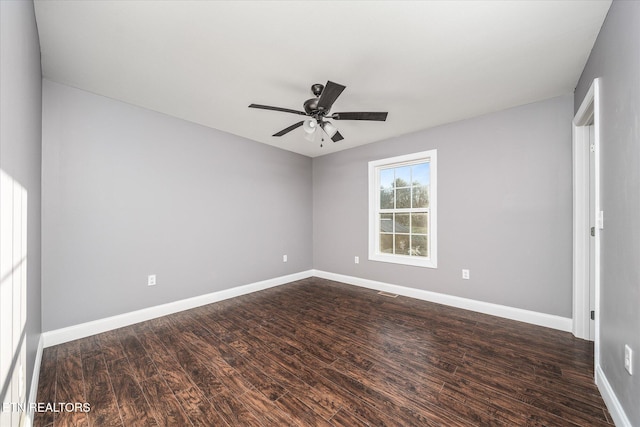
354 256 359 264
625 344 633 375
462 269 470 280
147 274 156 286
283 254 287 262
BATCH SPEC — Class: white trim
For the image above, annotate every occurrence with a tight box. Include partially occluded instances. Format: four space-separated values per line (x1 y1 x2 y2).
596 365 632 427
572 78 600 360
592 79 602 371
41 268 573 349
572 124 590 339
312 270 572 332
43 271 313 347
24 334 44 427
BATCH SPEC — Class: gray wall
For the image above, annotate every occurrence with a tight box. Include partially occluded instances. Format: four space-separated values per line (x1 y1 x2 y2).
0 0 43 401
313 94 574 317
575 0 640 424
41 80 312 331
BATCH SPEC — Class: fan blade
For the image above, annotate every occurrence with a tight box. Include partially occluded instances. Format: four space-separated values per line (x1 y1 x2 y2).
331 131 344 142
332 112 388 121
249 104 307 116
317 81 346 112
273 121 304 137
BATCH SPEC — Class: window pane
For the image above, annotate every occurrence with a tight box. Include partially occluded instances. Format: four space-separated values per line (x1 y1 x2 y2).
411 213 428 233
380 234 393 253
380 213 393 232
395 213 410 233
380 168 394 190
394 166 411 187
412 185 429 208
396 188 411 208
380 188 394 209
411 162 430 186
411 235 428 257
395 234 410 255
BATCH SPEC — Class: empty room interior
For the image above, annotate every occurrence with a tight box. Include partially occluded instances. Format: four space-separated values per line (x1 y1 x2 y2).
2 0 640 426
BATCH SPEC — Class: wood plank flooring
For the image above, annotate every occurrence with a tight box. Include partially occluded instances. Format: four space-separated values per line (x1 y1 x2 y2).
34 277 612 426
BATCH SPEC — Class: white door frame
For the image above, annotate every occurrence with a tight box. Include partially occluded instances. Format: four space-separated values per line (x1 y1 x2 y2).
572 78 601 365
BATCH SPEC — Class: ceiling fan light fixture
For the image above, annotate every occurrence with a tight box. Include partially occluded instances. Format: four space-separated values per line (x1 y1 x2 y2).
304 129 316 142
320 121 338 138
303 118 317 134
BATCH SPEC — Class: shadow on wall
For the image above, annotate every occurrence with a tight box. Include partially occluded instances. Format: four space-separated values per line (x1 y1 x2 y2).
1 169 28 427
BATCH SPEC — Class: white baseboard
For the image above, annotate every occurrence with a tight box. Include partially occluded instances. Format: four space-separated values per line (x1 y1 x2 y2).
43 270 314 348
312 270 573 332
42 268 573 348
596 364 632 427
24 334 44 427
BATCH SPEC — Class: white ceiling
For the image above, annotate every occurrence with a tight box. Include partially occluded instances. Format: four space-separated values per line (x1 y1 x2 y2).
34 0 611 158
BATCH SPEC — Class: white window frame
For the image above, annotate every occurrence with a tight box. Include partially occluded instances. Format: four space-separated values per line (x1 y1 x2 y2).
368 149 437 268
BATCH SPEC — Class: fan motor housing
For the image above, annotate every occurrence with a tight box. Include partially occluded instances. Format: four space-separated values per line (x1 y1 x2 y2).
305 83 328 115
303 98 323 115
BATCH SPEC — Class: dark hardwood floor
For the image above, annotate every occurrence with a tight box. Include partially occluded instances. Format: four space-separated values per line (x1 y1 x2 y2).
34 277 612 426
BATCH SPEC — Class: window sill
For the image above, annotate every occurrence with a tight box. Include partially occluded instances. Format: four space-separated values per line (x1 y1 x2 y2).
369 253 437 269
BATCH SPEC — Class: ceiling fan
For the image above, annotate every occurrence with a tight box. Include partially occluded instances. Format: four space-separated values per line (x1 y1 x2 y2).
249 80 388 146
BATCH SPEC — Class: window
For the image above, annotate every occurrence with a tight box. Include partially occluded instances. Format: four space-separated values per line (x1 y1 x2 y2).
368 150 437 268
